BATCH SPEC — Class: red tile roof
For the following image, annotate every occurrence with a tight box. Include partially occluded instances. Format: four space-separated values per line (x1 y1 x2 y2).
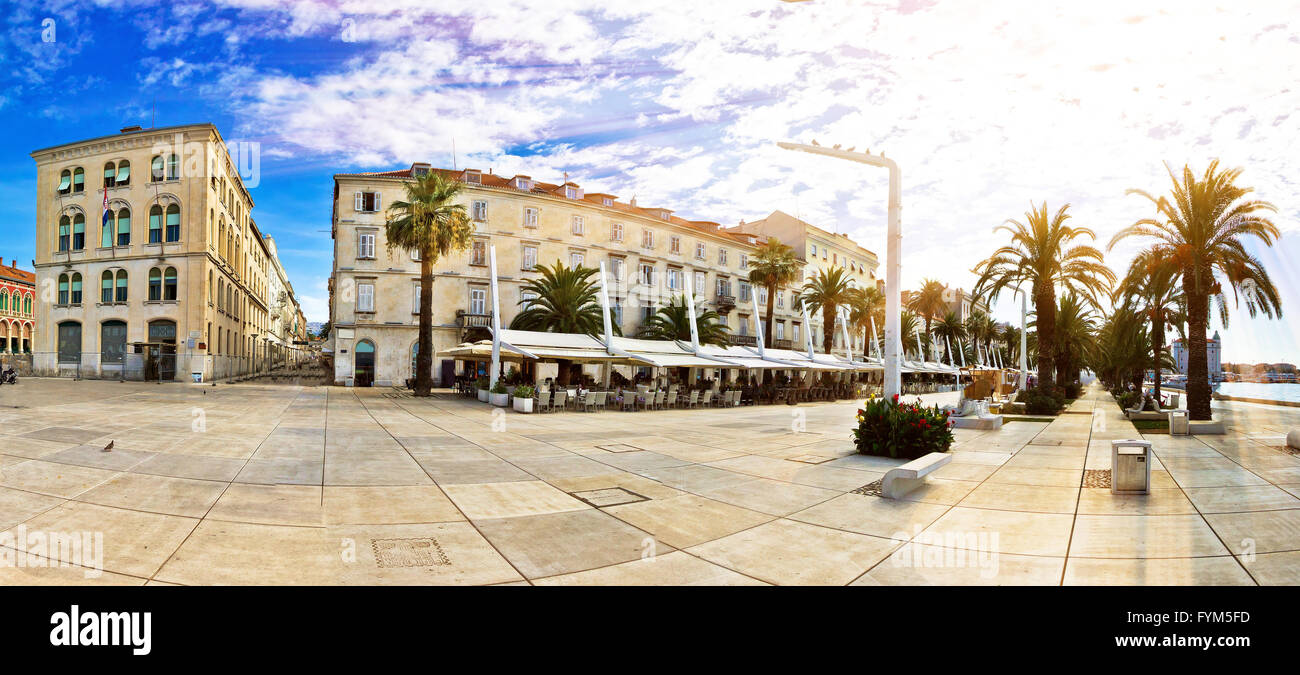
0 258 34 286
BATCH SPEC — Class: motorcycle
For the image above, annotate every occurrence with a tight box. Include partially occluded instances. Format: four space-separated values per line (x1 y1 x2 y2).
0 368 16 385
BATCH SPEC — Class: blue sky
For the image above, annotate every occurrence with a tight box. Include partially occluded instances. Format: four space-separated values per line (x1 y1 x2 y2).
2 0 1298 363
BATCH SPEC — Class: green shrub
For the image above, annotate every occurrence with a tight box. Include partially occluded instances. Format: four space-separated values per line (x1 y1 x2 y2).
475 376 489 390
514 384 535 398
490 381 508 394
1115 391 1141 411
1022 386 1066 415
1063 382 1081 399
852 394 954 460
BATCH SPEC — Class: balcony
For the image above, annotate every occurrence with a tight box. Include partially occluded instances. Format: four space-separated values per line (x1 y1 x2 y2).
729 334 757 347
774 339 793 350
455 310 493 340
715 294 736 312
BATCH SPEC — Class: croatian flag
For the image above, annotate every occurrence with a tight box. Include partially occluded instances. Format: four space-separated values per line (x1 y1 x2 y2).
101 184 110 229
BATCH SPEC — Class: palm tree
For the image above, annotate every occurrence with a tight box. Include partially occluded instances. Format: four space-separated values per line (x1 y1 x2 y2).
510 261 614 335
847 285 885 356
798 266 855 354
907 278 949 342
638 294 731 345
1052 294 1098 387
973 202 1114 390
510 261 620 386
747 239 801 348
1111 161 1282 419
1001 324 1022 367
964 309 996 363
1115 248 1186 403
386 172 473 396
899 310 920 360
932 311 966 364
1094 306 1152 391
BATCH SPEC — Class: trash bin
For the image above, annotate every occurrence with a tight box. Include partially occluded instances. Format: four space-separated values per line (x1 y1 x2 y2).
1168 409 1189 436
1111 439 1152 495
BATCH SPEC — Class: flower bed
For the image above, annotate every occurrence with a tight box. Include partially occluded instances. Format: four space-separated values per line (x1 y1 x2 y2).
852 394 954 460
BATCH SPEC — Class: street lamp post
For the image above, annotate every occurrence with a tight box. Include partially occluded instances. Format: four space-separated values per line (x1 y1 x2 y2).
777 141 902 398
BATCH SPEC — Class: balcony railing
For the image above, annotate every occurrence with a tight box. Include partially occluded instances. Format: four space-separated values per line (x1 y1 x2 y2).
456 310 493 339
729 334 757 347
715 294 736 311
774 339 793 350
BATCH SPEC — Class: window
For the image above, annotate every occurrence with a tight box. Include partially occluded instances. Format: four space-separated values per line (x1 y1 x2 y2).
72 167 85 193
667 268 681 291
777 290 785 309
358 232 376 259
58 169 72 195
694 271 706 294
609 257 625 284
57 274 69 305
776 322 785 341
739 316 749 336
793 323 801 344
149 206 163 243
716 278 730 297
151 156 165 181
521 245 537 270
412 282 421 314
167 154 179 180
610 301 623 326
564 186 580 199
58 215 70 251
641 229 654 250
101 271 113 303
115 160 130 187
354 192 382 212
639 263 655 286
610 222 623 242
571 215 584 236
164 267 178 301
115 270 128 302
101 210 114 248
57 322 81 364
740 253 748 269
757 287 768 306
718 248 728 265
464 170 481 184
670 236 681 255
69 273 82 305
523 207 539 228
101 321 127 365
148 268 162 301
72 214 85 250
740 283 752 302
833 253 837 265
103 162 117 189
357 283 375 312
695 242 705 260
810 244 817 257
521 291 537 311
469 288 486 315
516 177 532 190
471 240 487 266
570 251 585 268
165 204 180 242
471 200 487 221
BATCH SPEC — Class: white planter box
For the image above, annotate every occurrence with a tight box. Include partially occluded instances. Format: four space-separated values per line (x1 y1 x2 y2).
513 398 534 414
477 389 489 402
490 392 509 407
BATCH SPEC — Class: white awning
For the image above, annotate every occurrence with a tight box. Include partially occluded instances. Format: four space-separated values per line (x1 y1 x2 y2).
743 347 855 371
606 336 740 368
694 344 797 369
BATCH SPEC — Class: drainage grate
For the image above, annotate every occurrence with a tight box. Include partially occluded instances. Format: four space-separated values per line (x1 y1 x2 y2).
1082 469 1111 489
596 443 643 453
372 538 451 568
851 479 883 497
571 487 649 507
787 454 832 464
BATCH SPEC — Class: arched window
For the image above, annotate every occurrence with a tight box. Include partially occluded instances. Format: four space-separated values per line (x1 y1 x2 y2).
116 207 131 246
72 167 85 193
101 209 113 248
69 273 82 305
148 206 163 243
115 160 131 187
0 291 8 312
165 204 180 242
24 295 31 315
148 268 162 301
58 169 72 195
103 161 117 188
115 270 128 302
101 320 127 365
219 222 226 258
57 321 81 364
58 215 70 251
217 278 224 311
167 154 179 180
72 213 85 250
163 267 178 301
101 271 113 303
57 274 69 305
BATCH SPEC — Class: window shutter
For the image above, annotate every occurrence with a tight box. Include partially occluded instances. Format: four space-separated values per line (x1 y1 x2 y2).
354 192 363 211
375 192 381 211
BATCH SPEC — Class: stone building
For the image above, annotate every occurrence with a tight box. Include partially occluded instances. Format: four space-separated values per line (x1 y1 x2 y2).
0 258 36 356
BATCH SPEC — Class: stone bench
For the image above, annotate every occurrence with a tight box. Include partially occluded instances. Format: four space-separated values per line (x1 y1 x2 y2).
882 452 952 500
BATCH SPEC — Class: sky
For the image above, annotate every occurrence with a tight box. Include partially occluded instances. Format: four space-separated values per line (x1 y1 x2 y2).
1 0 1297 363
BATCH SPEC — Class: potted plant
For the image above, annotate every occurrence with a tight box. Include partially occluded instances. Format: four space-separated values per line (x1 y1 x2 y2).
512 385 535 413
490 380 509 407
476 376 490 402
852 393 954 459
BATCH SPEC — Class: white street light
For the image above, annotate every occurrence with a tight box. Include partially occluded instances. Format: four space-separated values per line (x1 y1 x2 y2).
777 141 902 398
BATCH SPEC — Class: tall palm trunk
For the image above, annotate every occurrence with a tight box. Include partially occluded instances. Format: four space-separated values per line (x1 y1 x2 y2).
1034 282 1057 390
415 251 435 396
1150 317 1164 403
763 284 777 348
822 304 835 354
1183 270 1212 420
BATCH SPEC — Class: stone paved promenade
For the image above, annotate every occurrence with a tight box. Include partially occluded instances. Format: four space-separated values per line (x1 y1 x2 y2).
1 379 1298 585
